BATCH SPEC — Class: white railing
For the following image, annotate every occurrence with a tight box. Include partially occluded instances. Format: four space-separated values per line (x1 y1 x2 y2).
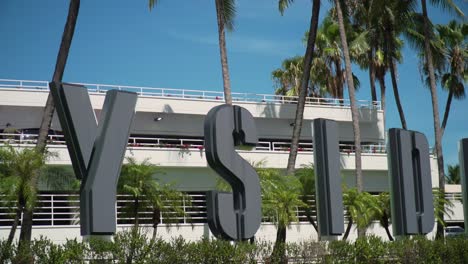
0 193 206 227
0 192 462 228
0 78 382 109
445 192 463 201
0 133 387 154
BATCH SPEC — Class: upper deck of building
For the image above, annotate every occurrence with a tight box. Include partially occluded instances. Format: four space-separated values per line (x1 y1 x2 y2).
0 78 385 141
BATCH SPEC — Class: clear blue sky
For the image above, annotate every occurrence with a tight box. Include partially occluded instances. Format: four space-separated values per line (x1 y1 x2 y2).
1 0 466 169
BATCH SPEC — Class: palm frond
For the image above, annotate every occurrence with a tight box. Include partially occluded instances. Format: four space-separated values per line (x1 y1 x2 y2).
278 0 295 15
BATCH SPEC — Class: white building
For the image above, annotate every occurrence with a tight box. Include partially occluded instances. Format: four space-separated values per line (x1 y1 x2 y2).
0 79 463 243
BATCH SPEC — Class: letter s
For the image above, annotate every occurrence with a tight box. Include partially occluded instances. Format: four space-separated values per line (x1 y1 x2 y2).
204 104 262 240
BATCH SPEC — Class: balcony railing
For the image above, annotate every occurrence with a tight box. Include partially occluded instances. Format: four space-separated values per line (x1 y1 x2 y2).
0 133 388 155
0 192 462 228
0 193 315 227
0 78 382 109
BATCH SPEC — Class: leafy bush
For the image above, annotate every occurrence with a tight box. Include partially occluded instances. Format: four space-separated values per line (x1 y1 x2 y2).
0 232 466 263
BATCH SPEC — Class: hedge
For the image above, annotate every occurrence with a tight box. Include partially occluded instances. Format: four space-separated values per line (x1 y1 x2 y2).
0 230 466 263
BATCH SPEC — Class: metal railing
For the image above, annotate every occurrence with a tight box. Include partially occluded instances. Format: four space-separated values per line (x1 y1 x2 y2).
0 133 387 154
0 193 315 227
0 193 206 227
445 192 463 201
0 192 462 228
0 78 382 109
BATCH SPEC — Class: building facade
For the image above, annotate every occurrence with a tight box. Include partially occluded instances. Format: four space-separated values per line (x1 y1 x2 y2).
0 79 463 243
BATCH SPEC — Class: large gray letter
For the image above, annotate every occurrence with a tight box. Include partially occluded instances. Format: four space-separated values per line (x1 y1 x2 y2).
313 119 344 237
204 104 261 240
388 128 434 235
459 138 468 236
50 82 137 235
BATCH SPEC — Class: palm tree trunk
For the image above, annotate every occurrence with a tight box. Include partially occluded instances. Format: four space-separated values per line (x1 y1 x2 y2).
377 73 386 125
335 59 344 101
421 0 446 239
343 218 353 240
286 0 321 175
18 207 33 251
306 211 318 232
383 224 394 241
389 61 407 129
440 90 453 138
368 49 377 103
386 29 407 130
334 0 363 194
152 209 161 240
36 0 81 153
20 1 80 252
134 197 140 228
215 0 233 105
272 225 287 263
7 206 22 245
0 205 22 263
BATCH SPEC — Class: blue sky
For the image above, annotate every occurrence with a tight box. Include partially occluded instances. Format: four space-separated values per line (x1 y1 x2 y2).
1 0 466 169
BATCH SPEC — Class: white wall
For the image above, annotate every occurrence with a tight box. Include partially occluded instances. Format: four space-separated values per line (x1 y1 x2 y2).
0 89 385 141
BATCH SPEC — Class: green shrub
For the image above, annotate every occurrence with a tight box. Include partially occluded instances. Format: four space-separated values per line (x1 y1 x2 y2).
326 240 354 263
62 238 88 263
353 236 387 264
0 232 466 263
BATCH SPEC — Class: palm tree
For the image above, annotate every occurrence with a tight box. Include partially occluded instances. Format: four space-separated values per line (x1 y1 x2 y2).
294 164 318 232
381 0 416 130
149 0 236 105
28 0 81 249
342 187 381 240
333 0 363 201
0 145 50 262
118 157 188 239
419 0 463 239
374 192 393 241
436 21 467 137
280 0 321 176
446 164 460 184
260 168 306 260
432 188 454 229
272 56 305 97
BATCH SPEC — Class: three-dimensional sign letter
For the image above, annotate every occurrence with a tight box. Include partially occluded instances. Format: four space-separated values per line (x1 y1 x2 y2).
388 128 434 235
50 82 137 235
204 104 262 240
313 119 344 237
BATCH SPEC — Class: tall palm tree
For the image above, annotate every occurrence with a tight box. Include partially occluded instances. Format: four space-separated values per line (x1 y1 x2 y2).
333 0 363 196
280 0 321 176
381 0 417 130
355 0 415 129
28 0 81 248
149 0 236 105
419 0 463 239
436 21 467 137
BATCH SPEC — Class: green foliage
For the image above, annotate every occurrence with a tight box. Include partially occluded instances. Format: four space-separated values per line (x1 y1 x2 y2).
0 144 50 210
260 168 307 229
118 157 189 229
447 164 461 184
343 187 381 230
39 165 80 191
0 234 467 263
432 188 454 227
